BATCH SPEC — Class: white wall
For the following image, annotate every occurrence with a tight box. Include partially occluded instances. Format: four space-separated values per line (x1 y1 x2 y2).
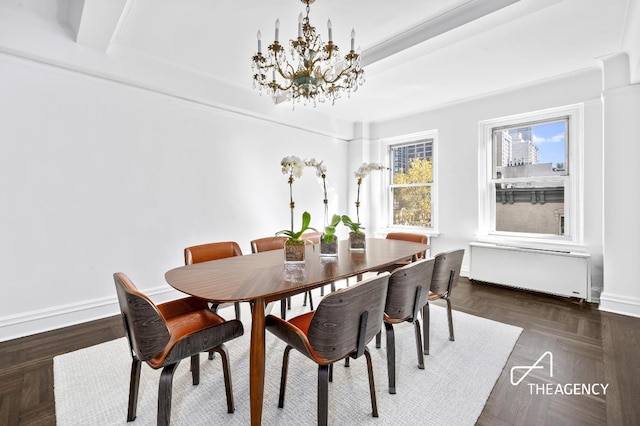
364 68 605 300
600 54 640 317
0 53 348 341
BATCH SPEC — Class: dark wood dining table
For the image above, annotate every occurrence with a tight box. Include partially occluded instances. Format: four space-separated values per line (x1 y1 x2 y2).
165 238 428 425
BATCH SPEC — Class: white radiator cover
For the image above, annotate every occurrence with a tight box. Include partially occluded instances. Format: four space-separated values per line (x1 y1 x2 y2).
469 242 591 301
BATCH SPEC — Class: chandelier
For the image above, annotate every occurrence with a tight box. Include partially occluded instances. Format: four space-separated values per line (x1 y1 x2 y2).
251 0 365 107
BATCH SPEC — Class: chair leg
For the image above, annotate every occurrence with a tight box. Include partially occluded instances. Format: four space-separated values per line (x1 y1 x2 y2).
330 281 336 292
384 322 396 394
158 362 179 426
308 291 314 311
413 319 425 369
446 298 455 341
318 364 330 426
375 330 382 348
328 363 333 382
211 344 235 413
423 303 430 355
127 358 142 421
364 348 379 418
190 353 200 385
288 296 292 310
234 302 241 321
303 292 308 306
281 299 287 320
320 285 325 296
278 346 293 408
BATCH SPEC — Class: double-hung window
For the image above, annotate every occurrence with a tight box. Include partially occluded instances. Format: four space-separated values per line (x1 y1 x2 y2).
478 105 583 243
386 131 436 229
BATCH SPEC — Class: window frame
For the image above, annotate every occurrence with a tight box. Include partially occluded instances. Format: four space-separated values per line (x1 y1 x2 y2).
382 130 438 232
478 104 584 246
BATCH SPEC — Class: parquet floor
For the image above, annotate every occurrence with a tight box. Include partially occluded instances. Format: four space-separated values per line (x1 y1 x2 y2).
0 278 638 425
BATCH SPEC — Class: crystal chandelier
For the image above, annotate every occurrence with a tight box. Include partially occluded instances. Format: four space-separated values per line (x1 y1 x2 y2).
251 0 365 107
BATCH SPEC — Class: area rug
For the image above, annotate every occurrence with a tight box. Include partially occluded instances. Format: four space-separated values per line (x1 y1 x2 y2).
54 294 522 425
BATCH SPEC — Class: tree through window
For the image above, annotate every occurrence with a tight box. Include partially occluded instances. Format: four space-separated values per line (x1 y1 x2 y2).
389 140 433 228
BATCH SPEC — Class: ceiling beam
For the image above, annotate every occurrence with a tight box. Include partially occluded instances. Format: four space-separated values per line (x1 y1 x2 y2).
361 0 521 66
71 0 128 51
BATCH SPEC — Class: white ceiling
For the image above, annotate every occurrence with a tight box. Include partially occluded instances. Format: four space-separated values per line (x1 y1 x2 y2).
0 0 636 130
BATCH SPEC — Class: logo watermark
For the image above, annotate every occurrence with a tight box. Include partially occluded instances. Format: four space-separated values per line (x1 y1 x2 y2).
510 351 609 396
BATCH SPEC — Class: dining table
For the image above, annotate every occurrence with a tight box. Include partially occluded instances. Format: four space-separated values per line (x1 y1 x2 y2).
165 238 428 425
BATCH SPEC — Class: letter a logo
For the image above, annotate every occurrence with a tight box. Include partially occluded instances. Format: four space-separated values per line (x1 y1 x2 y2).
510 351 553 386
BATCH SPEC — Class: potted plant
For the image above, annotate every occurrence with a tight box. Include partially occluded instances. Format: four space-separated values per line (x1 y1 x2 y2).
320 214 341 256
341 214 366 250
276 211 317 263
353 162 385 223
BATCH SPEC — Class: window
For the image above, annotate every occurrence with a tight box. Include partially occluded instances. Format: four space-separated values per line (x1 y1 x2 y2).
479 105 583 243
387 134 435 228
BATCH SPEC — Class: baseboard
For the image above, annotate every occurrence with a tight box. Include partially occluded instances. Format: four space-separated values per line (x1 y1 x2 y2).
0 286 183 342
599 292 640 318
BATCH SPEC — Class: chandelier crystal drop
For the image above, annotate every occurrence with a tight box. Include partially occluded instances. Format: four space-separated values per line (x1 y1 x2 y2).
251 0 365 107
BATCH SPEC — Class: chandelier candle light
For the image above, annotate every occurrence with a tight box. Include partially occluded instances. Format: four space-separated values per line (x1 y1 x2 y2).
252 0 365 106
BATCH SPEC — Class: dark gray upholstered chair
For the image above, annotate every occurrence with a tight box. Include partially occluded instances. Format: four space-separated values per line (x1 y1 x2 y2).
376 258 435 393
266 273 390 426
184 241 244 320
250 236 314 319
423 249 465 354
114 272 244 425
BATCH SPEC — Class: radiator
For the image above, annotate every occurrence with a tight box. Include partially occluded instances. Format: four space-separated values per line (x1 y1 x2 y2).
469 242 591 301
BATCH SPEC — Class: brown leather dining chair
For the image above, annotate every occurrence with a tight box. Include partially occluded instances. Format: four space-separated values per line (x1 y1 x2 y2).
184 241 243 320
374 232 429 274
298 231 336 297
114 272 244 425
265 272 391 426
423 249 465 355
250 236 314 320
375 258 435 393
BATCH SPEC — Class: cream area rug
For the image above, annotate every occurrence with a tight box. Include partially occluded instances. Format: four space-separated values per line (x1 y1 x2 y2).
54 293 522 425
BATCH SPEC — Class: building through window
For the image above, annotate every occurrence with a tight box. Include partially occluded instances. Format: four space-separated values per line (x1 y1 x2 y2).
479 104 583 242
389 138 434 228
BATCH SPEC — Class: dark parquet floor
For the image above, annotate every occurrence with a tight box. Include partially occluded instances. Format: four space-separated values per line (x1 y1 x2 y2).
0 278 638 425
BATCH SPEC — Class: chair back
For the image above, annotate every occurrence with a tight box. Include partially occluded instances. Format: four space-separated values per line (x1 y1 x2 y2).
307 273 390 360
384 258 435 322
113 272 170 362
250 236 287 253
430 249 465 295
185 241 242 265
386 232 428 259
302 231 322 244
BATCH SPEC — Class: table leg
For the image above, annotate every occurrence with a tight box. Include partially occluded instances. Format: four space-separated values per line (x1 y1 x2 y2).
250 298 266 426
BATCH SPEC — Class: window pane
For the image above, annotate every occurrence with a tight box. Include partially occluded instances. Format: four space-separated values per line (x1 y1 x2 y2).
391 140 433 183
494 182 565 235
392 186 431 227
493 119 568 179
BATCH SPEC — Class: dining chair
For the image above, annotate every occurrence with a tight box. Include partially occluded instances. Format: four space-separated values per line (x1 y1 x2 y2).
423 249 465 355
184 241 243 320
265 272 391 426
374 232 429 275
374 258 435 393
250 235 314 319
299 231 336 297
113 272 244 425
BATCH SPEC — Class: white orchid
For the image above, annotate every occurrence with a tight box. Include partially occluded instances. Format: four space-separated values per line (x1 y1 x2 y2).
305 158 327 178
281 155 304 178
354 162 384 179
353 162 386 222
